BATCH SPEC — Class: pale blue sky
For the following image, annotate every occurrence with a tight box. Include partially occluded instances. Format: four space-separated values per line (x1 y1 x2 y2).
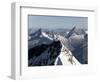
28 15 88 30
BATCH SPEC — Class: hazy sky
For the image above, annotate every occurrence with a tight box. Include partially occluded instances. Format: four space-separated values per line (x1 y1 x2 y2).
28 15 88 30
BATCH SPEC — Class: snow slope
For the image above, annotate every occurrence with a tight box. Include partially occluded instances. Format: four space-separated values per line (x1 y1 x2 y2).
28 29 53 49
55 44 80 65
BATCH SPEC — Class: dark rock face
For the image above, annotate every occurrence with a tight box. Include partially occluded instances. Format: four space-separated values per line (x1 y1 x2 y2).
71 34 88 64
28 41 62 66
28 44 49 60
56 58 62 65
72 44 88 64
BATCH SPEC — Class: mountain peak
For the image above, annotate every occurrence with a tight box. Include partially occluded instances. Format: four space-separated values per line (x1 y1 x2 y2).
66 26 77 38
66 26 85 38
30 28 43 38
35 28 42 35
72 26 76 31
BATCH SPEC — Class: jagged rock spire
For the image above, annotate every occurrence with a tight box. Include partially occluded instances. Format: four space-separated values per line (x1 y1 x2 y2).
66 26 77 38
30 28 42 37
66 26 85 38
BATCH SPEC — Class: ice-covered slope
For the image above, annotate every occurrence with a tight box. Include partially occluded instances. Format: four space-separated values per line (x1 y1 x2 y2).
68 34 84 48
57 34 74 51
28 29 53 49
47 33 74 51
66 26 86 49
55 44 80 65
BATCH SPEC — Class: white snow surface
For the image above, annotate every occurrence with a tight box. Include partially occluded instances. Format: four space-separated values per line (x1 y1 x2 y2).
28 31 53 49
55 44 80 65
42 32 53 40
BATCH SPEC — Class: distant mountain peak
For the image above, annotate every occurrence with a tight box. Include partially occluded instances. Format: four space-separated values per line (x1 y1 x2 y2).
66 26 85 38
29 28 43 38
35 28 42 35
28 28 54 49
72 26 76 31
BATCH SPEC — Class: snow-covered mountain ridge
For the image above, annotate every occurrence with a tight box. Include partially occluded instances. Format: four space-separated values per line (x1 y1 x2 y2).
28 27 88 66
